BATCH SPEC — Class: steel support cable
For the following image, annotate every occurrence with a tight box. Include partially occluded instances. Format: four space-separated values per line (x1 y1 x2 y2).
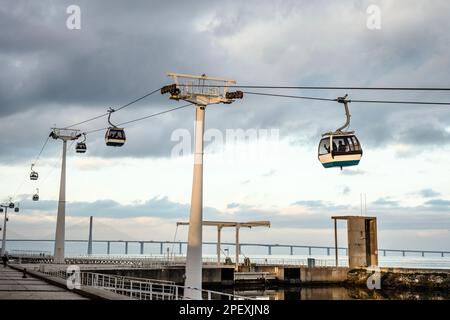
11 135 51 200
83 103 194 135
64 87 162 129
179 84 450 91
243 91 450 105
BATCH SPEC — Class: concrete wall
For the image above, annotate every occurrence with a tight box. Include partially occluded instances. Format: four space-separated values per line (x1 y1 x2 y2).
347 218 367 268
347 217 378 268
299 267 349 283
91 266 234 285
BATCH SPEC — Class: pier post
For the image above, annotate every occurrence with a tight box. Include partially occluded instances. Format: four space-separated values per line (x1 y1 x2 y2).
87 216 93 255
125 242 128 255
268 246 272 255
442 252 444 258
107 241 110 254
421 251 424 257
402 251 405 257
140 242 144 255
217 226 222 265
235 226 240 270
290 246 293 255
384 250 386 256
179 242 182 255
334 218 338 267
327 247 330 256
308 247 312 256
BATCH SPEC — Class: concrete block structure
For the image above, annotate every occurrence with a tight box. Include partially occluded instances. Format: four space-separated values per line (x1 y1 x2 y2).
332 216 378 268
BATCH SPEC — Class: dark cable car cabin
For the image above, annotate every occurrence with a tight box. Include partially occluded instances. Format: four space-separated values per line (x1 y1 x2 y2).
30 171 38 180
318 134 363 168
76 142 87 153
30 164 38 180
105 108 126 147
105 128 126 147
76 133 87 153
32 188 39 201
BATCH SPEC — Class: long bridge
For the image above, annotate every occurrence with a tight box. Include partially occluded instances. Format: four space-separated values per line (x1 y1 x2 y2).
4 239 450 258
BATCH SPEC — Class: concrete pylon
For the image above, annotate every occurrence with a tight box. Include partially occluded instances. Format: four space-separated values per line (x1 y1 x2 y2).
54 140 67 264
184 105 205 300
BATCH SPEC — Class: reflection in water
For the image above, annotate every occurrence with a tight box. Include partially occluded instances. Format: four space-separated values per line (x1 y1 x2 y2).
234 287 450 300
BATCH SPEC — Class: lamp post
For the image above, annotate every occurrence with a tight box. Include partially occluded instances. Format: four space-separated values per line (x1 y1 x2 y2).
1 201 19 256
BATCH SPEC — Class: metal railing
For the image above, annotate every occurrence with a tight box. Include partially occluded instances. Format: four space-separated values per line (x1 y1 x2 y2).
39 270 250 300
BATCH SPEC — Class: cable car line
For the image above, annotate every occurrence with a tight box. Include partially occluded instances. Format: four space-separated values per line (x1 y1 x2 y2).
242 91 450 106
243 91 336 102
64 87 162 129
178 84 450 91
83 102 194 135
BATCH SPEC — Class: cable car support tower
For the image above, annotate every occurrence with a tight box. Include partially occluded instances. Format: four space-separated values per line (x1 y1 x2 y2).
162 73 243 299
49 128 81 263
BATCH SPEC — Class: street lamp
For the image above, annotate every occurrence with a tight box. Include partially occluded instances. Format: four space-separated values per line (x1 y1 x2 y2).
1 201 19 256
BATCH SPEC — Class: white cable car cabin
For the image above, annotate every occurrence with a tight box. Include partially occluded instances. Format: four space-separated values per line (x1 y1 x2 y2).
105 108 126 147
318 95 363 169
318 134 362 168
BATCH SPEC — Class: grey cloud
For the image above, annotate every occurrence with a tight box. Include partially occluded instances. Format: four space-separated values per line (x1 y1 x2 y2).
372 197 399 207
227 202 240 209
423 199 450 210
418 188 441 198
13 194 450 230
262 169 276 177
2 0 450 164
342 186 350 195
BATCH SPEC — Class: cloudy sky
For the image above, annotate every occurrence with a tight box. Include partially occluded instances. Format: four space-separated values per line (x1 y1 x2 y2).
1 0 449 253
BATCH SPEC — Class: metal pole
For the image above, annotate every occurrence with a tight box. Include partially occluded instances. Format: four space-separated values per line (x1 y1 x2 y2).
184 105 205 300
235 226 240 271
54 140 67 263
217 226 222 265
125 242 128 254
1 208 7 256
87 216 93 255
140 242 144 255
107 241 110 255
334 218 338 267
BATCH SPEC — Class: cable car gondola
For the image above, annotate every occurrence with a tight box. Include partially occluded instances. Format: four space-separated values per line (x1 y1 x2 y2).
32 188 39 201
105 108 126 147
318 95 363 169
30 164 38 180
76 133 87 153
